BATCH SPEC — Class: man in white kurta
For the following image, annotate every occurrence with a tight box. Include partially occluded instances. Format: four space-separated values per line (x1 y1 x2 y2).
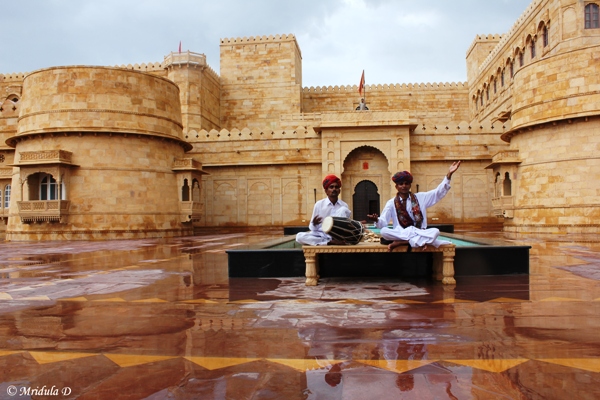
369 161 461 250
296 174 352 246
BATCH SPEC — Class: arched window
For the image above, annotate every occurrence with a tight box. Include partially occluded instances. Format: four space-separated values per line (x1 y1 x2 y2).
519 51 524 67
493 79 497 94
543 25 549 47
530 39 536 58
501 69 505 87
4 185 10 208
40 174 59 200
585 3 599 29
503 172 512 196
181 179 190 201
510 61 514 78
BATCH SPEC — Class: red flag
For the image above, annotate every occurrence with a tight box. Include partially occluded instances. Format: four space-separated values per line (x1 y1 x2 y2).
178 41 182 53
358 70 365 97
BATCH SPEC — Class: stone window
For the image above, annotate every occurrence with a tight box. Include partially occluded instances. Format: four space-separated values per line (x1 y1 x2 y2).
543 25 549 47
510 61 514 78
28 173 64 201
493 79 497 94
40 174 59 200
585 3 599 29
519 51 524 67
486 87 489 101
501 69 505 87
530 39 536 58
182 179 190 201
503 172 512 196
3 185 10 208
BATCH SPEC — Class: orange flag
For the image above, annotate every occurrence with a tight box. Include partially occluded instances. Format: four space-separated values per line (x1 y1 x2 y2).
358 70 365 97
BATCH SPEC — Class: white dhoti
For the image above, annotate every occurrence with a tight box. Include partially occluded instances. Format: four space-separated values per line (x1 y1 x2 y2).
380 226 451 248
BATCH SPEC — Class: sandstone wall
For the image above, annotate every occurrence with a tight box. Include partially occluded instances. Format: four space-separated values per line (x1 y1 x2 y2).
6 135 191 240
503 118 600 233
14 67 183 140
220 35 303 129
302 83 471 124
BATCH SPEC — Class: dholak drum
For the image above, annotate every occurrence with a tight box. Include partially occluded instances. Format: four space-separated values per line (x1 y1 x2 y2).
322 216 364 245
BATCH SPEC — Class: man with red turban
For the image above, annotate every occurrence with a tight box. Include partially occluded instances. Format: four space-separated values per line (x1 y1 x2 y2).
296 174 352 246
368 161 461 251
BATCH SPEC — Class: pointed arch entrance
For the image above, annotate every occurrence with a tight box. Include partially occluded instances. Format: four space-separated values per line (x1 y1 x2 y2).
352 180 380 222
341 145 390 219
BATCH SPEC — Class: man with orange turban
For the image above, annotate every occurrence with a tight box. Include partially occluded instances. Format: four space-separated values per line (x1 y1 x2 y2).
368 161 461 251
296 174 352 246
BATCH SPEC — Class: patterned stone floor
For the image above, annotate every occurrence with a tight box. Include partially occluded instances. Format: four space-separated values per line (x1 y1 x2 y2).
0 229 599 399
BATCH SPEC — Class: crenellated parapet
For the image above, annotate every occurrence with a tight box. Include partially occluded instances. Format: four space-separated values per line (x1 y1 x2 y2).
185 126 319 142
113 61 166 72
0 73 27 82
220 33 297 45
412 120 510 135
478 0 543 73
303 82 467 93
465 34 504 59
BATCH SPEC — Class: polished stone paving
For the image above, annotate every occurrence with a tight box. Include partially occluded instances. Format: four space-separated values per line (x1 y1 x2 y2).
0 229 599 399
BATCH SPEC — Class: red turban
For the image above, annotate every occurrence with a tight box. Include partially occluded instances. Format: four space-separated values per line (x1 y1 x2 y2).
322 174 341 189
392 171 413 184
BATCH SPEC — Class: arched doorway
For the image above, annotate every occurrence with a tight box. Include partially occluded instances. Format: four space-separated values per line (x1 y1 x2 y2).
353 180 380 221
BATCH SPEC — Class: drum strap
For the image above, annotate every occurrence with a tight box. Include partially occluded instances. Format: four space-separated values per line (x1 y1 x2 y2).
394 192 423 229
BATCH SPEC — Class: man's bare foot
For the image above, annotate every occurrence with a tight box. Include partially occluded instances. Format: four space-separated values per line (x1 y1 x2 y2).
388 240 405 252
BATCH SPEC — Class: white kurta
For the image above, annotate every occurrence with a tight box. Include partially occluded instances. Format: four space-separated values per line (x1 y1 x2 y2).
296 198 351 246
373 177 452 248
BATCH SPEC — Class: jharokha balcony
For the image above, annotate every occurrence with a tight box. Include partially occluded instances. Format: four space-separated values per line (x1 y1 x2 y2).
17 200 70 223
180 201 202 223
491 196 514 218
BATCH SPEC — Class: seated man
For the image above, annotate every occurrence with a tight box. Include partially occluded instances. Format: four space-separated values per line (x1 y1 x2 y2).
296 174 351 246
368 161 461 251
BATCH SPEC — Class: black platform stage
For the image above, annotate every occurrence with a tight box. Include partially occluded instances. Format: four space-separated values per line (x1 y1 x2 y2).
227 232 531 279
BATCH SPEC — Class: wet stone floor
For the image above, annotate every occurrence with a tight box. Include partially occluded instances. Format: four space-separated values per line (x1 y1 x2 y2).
0 229 599 399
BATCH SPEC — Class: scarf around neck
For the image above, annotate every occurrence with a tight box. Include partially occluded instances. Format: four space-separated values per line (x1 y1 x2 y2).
394 192 423 229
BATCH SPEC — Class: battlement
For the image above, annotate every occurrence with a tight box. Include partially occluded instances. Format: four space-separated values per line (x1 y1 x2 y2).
1 73 27 82
220 33 297 45
466 34 503 58
302 82 467 93
412 120 511 134
478 0 543 73
185 126 319 142
113 61 166 72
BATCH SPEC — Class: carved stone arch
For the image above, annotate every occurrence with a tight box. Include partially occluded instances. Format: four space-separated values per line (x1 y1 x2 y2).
525 34 534 45
6 93 20 102
341 144 390 172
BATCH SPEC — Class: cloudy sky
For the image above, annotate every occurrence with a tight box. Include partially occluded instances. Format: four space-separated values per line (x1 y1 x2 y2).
1 0 532 87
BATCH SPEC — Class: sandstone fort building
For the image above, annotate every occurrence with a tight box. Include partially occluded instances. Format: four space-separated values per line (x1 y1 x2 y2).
1 0 599 240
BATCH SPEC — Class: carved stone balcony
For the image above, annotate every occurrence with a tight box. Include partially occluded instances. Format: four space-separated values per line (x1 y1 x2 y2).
17 200 70 223
491 196 514 218
180 201 202 223
164 51 207 68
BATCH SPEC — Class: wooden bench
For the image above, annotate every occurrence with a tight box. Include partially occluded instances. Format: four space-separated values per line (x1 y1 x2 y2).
302 241 456 286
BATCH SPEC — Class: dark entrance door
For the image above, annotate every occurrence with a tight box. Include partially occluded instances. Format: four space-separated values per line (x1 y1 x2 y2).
352 180 380 221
